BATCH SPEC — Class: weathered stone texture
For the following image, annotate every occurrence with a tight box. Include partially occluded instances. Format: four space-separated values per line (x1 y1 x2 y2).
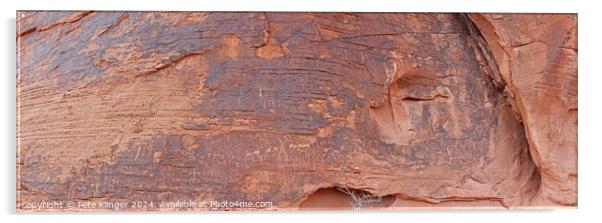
468 13 577 206
16 12 576 211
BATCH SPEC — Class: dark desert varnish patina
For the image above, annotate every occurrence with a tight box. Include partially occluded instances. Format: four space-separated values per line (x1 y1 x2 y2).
16 12 577 211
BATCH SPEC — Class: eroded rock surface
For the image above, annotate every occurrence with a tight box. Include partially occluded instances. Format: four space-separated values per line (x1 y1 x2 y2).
468 13 577 206
16 12 577 211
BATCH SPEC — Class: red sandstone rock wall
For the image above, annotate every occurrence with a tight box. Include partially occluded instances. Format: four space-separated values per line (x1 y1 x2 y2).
16 12 577 211
468 13 577 206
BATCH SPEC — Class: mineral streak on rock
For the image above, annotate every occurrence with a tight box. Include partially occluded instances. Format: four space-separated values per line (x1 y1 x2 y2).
16 12 577 211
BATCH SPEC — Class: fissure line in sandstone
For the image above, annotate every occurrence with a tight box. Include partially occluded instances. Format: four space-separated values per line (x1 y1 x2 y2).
462 14 506 90
18 11 94 37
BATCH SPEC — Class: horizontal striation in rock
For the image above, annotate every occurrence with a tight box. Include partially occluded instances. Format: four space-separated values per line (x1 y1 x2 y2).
16 12 576 211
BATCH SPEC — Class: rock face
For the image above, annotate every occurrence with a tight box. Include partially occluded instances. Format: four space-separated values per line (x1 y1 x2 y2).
468 14 578 206
16 12 577 211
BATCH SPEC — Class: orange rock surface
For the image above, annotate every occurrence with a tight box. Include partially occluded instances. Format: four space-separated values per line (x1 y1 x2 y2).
16 12 577 211
468 13 577 206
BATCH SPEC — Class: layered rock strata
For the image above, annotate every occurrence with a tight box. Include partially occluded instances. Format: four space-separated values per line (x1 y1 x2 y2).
16 12 577 211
